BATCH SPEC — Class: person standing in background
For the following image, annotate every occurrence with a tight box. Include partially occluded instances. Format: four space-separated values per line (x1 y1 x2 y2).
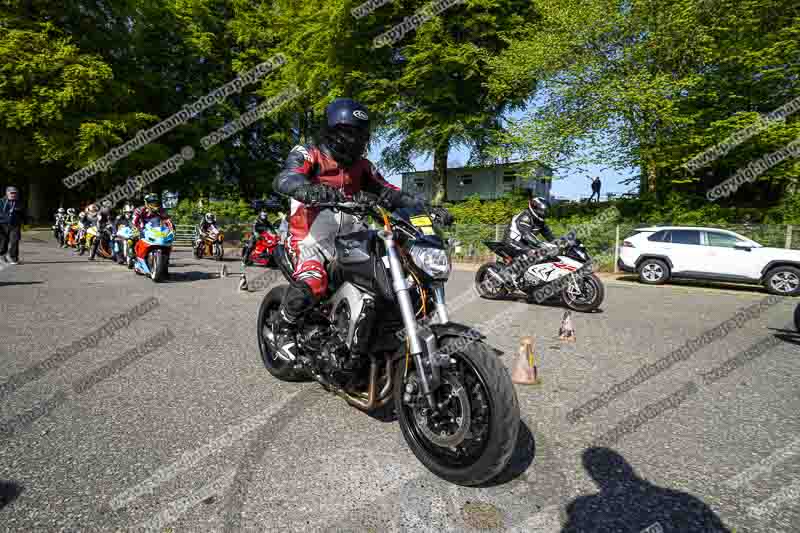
0 186 25 264
587 176 602 203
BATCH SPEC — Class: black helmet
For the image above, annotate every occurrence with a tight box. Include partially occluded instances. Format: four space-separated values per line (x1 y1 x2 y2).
528 196 549 222
321 98 371 167
204 212 215 224
258 210 269 222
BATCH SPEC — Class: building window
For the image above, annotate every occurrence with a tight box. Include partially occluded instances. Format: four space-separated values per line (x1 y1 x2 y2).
414 180 425 189
459 178 473 186
503 175 516 183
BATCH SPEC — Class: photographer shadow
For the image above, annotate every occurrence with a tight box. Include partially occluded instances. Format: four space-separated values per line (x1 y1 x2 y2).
561 447 731 532
0 480 23 510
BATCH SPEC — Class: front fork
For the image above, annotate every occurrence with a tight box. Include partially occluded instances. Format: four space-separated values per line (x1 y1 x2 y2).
377 230 449 411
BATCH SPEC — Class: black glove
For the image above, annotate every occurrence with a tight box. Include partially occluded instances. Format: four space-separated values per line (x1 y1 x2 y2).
294 184 345 205
429 206 454 226
352 190 379 205
376 188 404 209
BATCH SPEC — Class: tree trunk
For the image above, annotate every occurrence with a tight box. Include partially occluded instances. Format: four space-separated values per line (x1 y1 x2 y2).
431 139 450 205
640 157 657 197
26 174 49 224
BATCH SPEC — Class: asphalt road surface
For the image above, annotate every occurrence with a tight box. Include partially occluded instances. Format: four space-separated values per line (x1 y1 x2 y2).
1 236 799 532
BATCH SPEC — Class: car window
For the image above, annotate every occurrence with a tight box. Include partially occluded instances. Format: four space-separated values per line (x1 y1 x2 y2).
648 230 668 242
706 232 741 248
670 230 700 245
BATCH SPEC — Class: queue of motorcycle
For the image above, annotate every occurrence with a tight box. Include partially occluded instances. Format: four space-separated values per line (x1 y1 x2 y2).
53 209 174 283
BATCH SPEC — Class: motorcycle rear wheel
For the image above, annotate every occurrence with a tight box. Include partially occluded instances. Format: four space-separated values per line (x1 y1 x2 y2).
256 286 310 382
475 263 510 299
395 336 519 486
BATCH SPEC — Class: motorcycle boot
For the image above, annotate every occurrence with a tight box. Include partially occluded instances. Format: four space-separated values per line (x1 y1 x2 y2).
271 282 316 364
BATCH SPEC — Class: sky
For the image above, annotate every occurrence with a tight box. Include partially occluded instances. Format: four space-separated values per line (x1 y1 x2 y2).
367 102 640 201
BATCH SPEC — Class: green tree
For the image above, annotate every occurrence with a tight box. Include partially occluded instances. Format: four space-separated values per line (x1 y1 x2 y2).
488 0 800 205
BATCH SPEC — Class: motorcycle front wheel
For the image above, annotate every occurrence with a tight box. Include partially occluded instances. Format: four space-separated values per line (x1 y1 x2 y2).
562 272 604 312
215 242 224 261
394 336 519 486
149 249 168 282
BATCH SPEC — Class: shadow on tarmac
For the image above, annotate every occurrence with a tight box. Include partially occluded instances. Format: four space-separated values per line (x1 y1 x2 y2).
560 447 732 532
0 480 23 510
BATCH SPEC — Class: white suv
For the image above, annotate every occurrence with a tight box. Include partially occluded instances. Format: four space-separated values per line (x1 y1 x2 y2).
617 226 800 296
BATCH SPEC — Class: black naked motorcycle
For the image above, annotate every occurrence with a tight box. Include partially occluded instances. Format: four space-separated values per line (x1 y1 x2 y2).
257 199 520 486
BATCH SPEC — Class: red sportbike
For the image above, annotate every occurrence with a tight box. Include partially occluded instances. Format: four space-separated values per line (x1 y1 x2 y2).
241 230 280 266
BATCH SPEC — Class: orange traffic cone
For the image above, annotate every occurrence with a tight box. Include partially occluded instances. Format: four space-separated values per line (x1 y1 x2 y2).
559 311 576 342
511 336 541 385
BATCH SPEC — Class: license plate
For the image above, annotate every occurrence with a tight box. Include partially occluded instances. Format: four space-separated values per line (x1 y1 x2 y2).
410 215 435 234
410 215 433 227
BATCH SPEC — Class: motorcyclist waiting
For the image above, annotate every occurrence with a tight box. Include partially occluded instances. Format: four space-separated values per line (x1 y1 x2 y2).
196 213 220 243
114 204 134 231
269 97 453 361
54 208 66 245
111 204 135 263
89 206 115 261
242 210 276 261
62 208 77 248
132 193 173 231
75 205 98 255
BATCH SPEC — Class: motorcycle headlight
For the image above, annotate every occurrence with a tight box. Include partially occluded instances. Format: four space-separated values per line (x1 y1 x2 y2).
409 244 451 280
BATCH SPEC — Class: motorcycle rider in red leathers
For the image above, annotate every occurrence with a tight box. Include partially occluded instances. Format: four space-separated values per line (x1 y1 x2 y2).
270 97 453 361
132 193 173 231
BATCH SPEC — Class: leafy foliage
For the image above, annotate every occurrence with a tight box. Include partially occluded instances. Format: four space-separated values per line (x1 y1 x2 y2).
2 0 799 224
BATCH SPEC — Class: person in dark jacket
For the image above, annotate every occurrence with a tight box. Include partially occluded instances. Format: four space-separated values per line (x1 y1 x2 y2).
588 176 602 203
241 210 276 261
0 186 25 264
506 189 557 252
89 206 115 261
75 205 98 256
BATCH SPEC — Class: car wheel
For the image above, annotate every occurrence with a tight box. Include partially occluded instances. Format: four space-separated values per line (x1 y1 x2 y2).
763 266 800 296
638 258 669 285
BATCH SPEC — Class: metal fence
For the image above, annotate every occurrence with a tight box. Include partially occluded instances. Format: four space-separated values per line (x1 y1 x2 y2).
171 218 799 271
173 225 197 247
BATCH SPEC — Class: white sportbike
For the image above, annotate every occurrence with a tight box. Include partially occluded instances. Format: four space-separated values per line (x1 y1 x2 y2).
475 237 604 312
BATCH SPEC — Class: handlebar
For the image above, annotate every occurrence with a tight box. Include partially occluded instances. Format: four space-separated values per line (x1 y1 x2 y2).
307 201 379 216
